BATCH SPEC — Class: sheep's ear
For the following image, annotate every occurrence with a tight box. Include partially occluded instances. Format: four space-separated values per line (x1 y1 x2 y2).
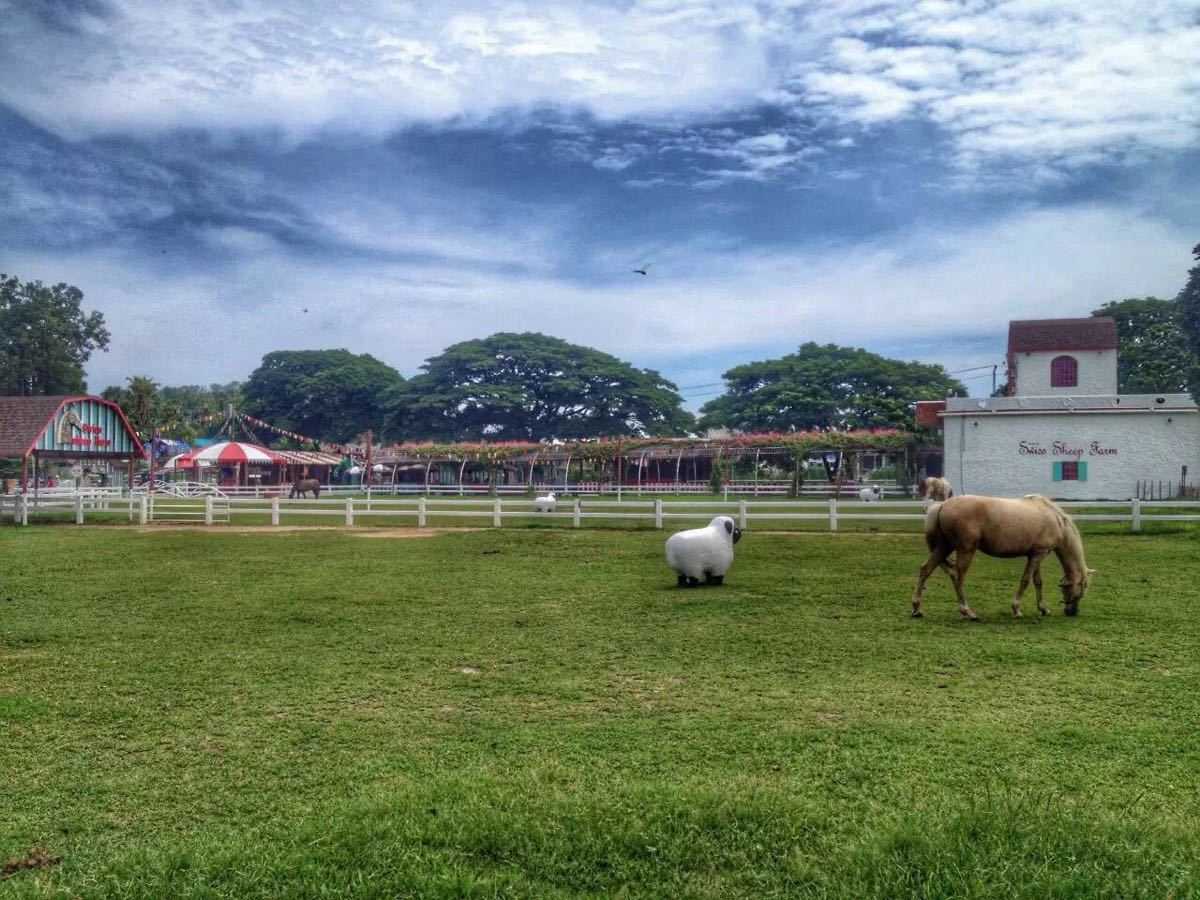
724 519 734 535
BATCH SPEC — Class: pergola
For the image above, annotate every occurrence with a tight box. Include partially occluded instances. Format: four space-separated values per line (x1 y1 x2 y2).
374 431 931 493
0 395 144 494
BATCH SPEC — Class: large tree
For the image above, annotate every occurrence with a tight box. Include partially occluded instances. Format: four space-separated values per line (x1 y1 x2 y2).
697 342 966 433
101 376 161 438
243 350 403 443
388 332 694 441
101 379 244 442
1179 244 1200 403
1092 297 1194 393
0 274 110 395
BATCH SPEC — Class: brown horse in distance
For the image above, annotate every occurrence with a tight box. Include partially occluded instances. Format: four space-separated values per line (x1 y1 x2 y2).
289 478 321 499
912 494 1094 620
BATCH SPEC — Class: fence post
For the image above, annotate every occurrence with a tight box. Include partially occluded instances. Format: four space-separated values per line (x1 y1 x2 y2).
138 494 148 525
344 497 355 527
204 495 214 526
738 499 748 531
573 498 581 528
271 497 280 526
74 493 84 525
493 497 502 528
1130 497 1141 533
655 498 663 529
829 498 838 532
418 496 427 528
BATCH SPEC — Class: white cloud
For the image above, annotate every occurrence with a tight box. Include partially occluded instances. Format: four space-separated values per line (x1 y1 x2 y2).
2 1 1194 181
798 1 1200 169
6 204 1188 400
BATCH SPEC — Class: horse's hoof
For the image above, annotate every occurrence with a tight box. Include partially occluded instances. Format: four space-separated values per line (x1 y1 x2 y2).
911 610 923 618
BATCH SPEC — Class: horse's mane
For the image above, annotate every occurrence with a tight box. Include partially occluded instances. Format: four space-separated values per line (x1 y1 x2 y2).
1023 494 1087 573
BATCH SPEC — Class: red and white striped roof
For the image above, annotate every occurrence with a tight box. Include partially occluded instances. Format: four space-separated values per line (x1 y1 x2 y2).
184 441 282 464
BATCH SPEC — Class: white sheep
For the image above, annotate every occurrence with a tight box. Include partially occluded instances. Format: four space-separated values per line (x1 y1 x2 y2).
665 515 742 587
534 491 557 513
858 485 883 503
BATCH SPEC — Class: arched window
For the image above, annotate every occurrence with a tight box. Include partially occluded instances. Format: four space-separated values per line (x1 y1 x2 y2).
1051 355 1078 388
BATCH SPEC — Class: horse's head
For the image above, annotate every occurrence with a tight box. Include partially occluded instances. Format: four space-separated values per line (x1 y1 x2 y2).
1060 567 1096 616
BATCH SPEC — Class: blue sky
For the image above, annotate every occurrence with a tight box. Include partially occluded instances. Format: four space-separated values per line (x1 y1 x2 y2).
1 0 1197 409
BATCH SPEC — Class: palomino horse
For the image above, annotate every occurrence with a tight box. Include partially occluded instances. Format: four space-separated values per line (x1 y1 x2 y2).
912 494 1094 620
923 476 953 501
289 478 321 499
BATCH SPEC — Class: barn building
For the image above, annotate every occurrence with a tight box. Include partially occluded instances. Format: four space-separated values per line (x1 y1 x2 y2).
923 318 1200 500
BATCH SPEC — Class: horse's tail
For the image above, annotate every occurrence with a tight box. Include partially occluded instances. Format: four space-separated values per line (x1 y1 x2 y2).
924 500 945 552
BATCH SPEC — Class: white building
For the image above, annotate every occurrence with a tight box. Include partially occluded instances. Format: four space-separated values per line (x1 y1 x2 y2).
926 318 1200 500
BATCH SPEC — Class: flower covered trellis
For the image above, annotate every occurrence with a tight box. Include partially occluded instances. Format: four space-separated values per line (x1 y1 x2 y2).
379 429 918 463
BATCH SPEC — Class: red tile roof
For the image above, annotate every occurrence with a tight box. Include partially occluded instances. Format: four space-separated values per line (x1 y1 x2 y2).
1007 317 1117 354
0 395 76 457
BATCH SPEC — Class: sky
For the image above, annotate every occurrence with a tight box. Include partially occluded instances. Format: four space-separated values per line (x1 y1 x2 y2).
1 0 1198 409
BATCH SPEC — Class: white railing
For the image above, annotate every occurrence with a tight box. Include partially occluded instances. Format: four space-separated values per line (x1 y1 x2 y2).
6 492 1200 533
176 481 917 499
132 480 227 498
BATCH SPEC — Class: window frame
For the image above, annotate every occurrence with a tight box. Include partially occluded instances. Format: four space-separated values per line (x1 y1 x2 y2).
1050 355 1078 388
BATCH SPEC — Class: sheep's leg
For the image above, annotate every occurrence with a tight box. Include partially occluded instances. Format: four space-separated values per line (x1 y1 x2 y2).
706 574 724 586
951 549 979 620
677 574 689 588
911 544 951 618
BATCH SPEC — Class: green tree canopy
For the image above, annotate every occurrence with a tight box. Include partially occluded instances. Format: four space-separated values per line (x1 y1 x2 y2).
697 342 966 433
243 350 403 443
1178 244 1200 404
1092 297 1194 393
101 376 161 438
0 274 110 395
387 332 694 441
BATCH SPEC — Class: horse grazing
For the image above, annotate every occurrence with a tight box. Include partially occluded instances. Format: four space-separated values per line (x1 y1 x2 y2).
923 476 953 501
289 478 321 499
912 494 1094 620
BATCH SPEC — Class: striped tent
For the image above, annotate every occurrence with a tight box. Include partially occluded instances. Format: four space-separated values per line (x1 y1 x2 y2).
183 441 282 465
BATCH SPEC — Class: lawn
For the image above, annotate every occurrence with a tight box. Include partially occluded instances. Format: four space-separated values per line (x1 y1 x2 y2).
2 526 1199 898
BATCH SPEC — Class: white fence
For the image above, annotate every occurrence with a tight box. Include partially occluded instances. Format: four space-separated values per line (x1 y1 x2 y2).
5 492 1200 533
124 479 912 499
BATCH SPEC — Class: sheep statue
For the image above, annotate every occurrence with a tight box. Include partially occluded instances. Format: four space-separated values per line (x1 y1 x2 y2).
534 491 557 513
666 515 742 587
858 485 882 503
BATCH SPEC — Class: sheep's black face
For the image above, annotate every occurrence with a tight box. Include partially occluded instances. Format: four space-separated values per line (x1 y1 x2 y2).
723 519 742 544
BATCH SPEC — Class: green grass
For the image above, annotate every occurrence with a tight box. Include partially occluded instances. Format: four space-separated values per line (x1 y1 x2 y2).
2 526 1200 898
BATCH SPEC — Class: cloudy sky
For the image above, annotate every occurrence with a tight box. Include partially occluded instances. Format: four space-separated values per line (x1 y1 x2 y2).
2 0 1198 407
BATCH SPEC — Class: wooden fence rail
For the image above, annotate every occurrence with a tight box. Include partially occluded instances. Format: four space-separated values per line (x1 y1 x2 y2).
6 492 1200 533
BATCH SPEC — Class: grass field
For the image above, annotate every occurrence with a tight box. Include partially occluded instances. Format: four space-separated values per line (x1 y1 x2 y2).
3 526 1200 898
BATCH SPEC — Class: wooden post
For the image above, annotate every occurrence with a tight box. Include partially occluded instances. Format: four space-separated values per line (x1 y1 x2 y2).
138 494 148 525
204 495 214 525
74 493 84 525
738 499 747 531
418 496 427 528
655 498 663 529
493 497 502 528
829 498 838 532
345 497 354 527
1131 497 1141 533
573 497 581 528
271 497 280 526
18 493 28 526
